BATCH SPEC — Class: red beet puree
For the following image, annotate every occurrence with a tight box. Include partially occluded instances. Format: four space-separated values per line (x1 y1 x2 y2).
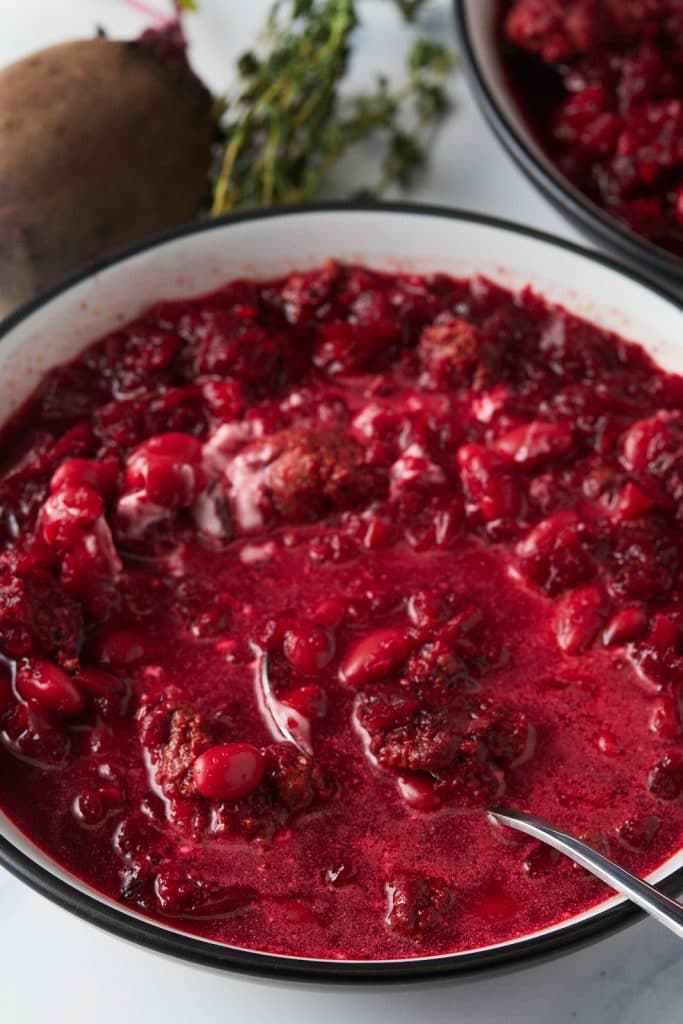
1 262 683 959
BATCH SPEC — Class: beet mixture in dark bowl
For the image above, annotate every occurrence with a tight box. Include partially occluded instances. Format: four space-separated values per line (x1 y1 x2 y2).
455 1 683 283
0 205 682 981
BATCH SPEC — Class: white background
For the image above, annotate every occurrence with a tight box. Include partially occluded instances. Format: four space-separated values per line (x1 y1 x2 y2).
1 2 682 1021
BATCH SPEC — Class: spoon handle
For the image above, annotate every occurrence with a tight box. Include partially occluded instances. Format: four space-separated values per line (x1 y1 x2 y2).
489 807 683 940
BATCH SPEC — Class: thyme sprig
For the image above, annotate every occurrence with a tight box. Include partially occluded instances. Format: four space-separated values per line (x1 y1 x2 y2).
210 0 455 214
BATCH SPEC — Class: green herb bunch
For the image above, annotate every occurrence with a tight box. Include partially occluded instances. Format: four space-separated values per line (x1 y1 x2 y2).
210 0 455 214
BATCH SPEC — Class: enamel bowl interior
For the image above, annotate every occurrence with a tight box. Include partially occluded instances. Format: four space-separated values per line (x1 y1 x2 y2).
1 206 683 980
456 0 683 284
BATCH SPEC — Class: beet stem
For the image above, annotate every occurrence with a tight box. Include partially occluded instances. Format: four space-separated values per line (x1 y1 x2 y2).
119 0 169 25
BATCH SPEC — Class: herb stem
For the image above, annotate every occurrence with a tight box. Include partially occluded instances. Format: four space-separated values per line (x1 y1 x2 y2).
209 0 455 215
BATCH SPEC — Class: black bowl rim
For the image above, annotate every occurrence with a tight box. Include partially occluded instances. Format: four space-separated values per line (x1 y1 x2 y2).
0 200 682 984
452 0 683 286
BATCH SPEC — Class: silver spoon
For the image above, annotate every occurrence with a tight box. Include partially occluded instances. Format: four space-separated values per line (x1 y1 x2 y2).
489 807 683 940
252 646 313 758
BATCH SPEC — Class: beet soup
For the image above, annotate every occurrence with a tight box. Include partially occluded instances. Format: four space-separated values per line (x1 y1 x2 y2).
1 262 683 959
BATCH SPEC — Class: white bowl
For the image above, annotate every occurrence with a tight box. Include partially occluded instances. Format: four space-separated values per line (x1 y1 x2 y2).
454 0 683 286
0 203 682 981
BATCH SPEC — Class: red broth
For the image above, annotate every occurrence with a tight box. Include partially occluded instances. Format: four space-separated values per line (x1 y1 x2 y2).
1 263 683 958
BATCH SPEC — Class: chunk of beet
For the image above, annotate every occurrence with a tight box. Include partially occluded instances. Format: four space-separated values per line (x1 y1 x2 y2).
357 686 532 806
137 687 212 800
616 813 661 852
385 872 454 938
1 700 71 767
264 743 336 812
154 866 257 920
648 752 683 801
0 568 83 664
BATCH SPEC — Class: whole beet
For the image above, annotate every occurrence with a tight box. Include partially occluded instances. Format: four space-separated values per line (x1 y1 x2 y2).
0 32 215 317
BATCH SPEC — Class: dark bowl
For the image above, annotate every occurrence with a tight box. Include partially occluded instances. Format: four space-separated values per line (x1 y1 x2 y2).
454 0 683 291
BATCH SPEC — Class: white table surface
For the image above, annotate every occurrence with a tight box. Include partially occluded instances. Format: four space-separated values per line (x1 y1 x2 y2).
1 2 682 1021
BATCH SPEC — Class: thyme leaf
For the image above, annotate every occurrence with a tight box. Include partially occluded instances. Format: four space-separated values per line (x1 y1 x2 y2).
210 0 455 214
